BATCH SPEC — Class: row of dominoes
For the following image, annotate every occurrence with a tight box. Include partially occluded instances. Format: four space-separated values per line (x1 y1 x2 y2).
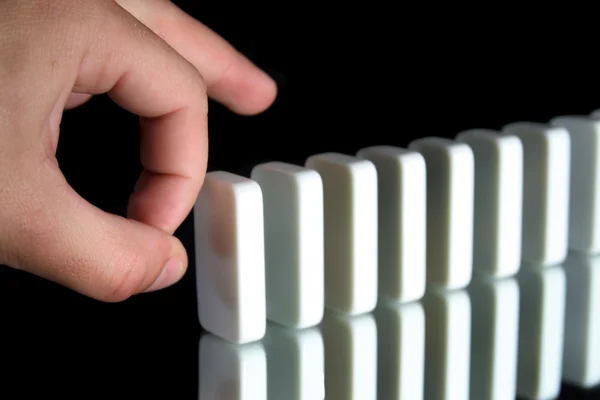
193 109 600 344
200 256 598 400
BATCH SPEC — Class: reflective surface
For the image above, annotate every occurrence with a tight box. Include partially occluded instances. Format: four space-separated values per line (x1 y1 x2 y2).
194 252 600 399
2 252 600 399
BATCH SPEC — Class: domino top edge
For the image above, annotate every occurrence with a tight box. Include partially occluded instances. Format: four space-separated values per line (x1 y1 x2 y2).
408 136 468 150
456 129 523 147
502 121 569 137
251 161 318 177
357 145 417 157
205 170 255 185
408 137 474 162
456 128 500 139
202 171 261 198
550 115 600 131
305 152 374 168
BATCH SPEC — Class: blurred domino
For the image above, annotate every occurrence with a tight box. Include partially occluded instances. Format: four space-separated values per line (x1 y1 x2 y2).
374 300 425 399
251 162 324 329
562 252 600 388
423 288 471 399
321 313 378 399
516 265 566 399
408 138 474 290
198 334 267 399
550 116 600 254
305 153 378 316
357 146 426 303
469 277 520 399
194 171 266 344
263 325 325 399
502 122 570 265
456 129 523 277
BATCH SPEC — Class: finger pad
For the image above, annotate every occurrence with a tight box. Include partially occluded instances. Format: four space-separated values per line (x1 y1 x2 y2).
211 57 278 115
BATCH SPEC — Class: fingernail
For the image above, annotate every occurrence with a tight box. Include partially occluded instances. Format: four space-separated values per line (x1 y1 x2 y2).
144 257 185 292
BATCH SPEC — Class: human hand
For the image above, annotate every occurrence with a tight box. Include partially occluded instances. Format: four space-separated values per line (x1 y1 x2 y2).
0 0 277 301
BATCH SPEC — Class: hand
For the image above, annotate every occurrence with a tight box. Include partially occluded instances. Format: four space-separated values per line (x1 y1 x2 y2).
0 0 277 302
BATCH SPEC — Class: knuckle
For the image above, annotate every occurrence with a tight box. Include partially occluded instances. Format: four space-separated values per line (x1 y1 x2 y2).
188 66 209 113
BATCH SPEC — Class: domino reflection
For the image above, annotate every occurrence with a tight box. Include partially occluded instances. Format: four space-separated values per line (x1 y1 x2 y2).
469 275 520 400
196 259 600 400
320 311 377 399
374 299 425 400
423 288 471 400
562 253 600 388
263 324 325 400
198 326 325 400
198 334 267 400
516 263 566 400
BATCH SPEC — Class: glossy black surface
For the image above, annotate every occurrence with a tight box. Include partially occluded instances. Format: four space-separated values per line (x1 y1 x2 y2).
3 255 600 398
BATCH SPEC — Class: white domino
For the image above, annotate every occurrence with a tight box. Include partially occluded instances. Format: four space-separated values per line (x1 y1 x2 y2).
194 171 266 344
550 116 600 254
502 122 570 265
456 129 523 277
305 153 378 316
408 137 474 290
357 146 426 303
251 162 324 329
198 334 267 400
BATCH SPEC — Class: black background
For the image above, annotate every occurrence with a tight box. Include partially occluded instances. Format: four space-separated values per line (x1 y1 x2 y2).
1 2 599 397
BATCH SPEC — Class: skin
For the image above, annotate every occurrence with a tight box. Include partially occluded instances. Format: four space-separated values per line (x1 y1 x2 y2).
0 0 277 302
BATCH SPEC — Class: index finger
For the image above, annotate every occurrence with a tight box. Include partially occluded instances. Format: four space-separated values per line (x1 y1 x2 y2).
74 2 209 232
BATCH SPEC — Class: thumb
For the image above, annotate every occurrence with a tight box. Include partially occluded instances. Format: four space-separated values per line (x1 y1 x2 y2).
3 163 187 302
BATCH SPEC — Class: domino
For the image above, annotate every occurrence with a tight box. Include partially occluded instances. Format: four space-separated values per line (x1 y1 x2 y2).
374 300 425 399
408 137 474 290
305 153 378 316
502 122 570 265
550 116 600 254
251 162 324 329
357 146 426 303
562 252 600 388
516 265 565 400
198 334 267 399
469 277 520 399
194 171 266 344
456 129 523 277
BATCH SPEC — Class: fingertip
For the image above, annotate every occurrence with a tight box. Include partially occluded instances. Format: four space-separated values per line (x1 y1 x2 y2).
168 234 188 268
212 56 278 116
144 235 188 293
